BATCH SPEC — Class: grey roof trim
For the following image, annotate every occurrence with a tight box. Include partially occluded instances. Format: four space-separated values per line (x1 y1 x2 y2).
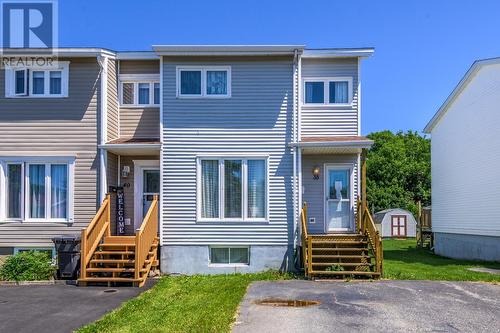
289 140 374 149
0 48 116 57
116 51 159 60
153 45 305 55
302 48 375 58
424 57 500 133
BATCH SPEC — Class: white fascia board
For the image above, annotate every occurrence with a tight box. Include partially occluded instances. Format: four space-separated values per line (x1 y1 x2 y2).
423 57 500 133
99 143 161 150
0 48 116 58
289 140 374 149
152 45 305 56
302 48 375 58
116 52 159 60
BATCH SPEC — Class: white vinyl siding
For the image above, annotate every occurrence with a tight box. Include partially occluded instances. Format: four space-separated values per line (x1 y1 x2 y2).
430 64 500 237
301 58 359 137
162 56 293 246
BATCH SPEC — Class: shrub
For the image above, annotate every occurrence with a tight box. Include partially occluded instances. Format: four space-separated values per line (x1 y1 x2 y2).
0 250 56 281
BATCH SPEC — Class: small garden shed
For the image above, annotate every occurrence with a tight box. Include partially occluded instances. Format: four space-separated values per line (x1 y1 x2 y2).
373 208 417 238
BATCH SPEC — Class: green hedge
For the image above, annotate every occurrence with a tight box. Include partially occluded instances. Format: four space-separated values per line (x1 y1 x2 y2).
0 251 56 281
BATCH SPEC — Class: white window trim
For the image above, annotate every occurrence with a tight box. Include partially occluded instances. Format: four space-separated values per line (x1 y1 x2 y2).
176 66 231 99
0 157 75 224
303 77 353 107
118 74 160 107
208 246 250 266
196 155 269 223
4 62 70 98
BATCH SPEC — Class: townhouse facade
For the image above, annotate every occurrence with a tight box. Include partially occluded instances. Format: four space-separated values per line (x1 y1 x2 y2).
0 46 375 275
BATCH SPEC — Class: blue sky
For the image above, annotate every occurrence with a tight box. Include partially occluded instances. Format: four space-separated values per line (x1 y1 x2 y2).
59 0 500 135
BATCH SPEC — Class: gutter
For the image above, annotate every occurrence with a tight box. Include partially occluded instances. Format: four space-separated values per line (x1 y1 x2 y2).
289 140 374 149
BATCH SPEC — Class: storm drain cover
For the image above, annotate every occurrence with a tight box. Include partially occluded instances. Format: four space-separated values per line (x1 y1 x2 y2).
255 299 320 307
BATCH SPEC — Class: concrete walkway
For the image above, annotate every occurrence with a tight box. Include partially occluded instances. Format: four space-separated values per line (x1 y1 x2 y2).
0 281 155 333
233 280 500 332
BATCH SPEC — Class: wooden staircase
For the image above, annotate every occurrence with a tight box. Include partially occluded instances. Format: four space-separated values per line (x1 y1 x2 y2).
301 202 383 279
79 194 159 287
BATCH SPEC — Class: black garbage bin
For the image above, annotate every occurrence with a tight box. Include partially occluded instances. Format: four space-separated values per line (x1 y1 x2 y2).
52 235 81 279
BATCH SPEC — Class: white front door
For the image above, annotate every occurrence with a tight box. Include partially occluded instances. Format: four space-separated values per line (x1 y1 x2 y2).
325 165 354 232
134 160 160 230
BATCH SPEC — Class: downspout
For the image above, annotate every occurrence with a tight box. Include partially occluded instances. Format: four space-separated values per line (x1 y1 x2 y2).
158 55 164 249
98 55 109 204
292 49 298 252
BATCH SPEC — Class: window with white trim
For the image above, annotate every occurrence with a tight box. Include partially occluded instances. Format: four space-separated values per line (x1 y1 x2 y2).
303 77 352 105
209 246 249 265
0 159 74 222
198 158 267 221
177 66 231 98
120 80 160 106
5 62 69 98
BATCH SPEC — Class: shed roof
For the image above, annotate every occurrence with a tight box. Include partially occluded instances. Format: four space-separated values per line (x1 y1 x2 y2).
373 208 415 224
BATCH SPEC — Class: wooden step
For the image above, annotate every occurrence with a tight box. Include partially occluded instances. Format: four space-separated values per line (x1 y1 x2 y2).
79 277 141 283
94 251 135 255
311 262 373 267
310 270 380 276
99 243 135 248
90 259 135 264
87 267 149 273
312 255 371 259
312 240 367 245
103 236 135 244
311 247 368 252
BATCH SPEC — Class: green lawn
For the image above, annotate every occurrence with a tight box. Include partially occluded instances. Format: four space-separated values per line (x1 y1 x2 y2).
383 239 500 282
77 271 291 333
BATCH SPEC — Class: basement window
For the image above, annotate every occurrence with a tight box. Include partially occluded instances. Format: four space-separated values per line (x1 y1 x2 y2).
209 246 249 265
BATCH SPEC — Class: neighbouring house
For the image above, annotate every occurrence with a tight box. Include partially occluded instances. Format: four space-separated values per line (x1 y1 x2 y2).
424 57 500 262
373 208 417 238
0 45 382 283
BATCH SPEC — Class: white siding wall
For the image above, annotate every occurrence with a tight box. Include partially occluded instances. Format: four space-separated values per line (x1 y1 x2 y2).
431 64 500 237
161 56 294 246
301 58 359 137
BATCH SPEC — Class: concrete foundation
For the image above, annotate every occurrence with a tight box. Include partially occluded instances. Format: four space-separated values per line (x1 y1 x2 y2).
160 245 291 275
434 232 500 262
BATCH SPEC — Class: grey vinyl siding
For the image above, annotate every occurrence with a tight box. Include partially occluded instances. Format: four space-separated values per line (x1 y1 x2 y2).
0 58 101 248
119 107 160 138
301 58 359 137
162 56 294 246
302 154 358 234
107 59 119 141
119 60 159 74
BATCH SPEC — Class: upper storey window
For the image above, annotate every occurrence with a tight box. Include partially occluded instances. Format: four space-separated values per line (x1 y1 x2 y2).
5 62 69 98
176 66 231 98
303 77 352 106
119 74 160 107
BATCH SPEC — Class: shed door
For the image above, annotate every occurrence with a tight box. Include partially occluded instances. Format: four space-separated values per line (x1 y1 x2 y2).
391 215 407 237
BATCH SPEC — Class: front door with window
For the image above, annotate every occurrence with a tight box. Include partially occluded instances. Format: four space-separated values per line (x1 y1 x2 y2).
391 215 407 237
134 161 160 230
325 166 353 232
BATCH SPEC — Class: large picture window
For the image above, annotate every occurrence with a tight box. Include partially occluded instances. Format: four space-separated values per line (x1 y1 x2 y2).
198 158 267 221
1 159 74 222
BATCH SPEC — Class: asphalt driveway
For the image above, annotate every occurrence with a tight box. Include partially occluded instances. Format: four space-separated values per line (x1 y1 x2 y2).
0 281 155 333
233 280 500 332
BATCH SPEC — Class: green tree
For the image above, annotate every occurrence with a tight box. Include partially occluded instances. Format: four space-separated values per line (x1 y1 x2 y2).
366 130 430 216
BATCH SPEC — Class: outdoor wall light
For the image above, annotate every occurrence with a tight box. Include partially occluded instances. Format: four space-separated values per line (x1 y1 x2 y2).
312 165 320 180
122 166 130 178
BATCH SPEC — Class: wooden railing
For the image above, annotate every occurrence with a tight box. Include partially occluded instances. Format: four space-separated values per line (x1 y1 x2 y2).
80 194 111 279
300 202 310 277
134 195 158 282
361 205 383 275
